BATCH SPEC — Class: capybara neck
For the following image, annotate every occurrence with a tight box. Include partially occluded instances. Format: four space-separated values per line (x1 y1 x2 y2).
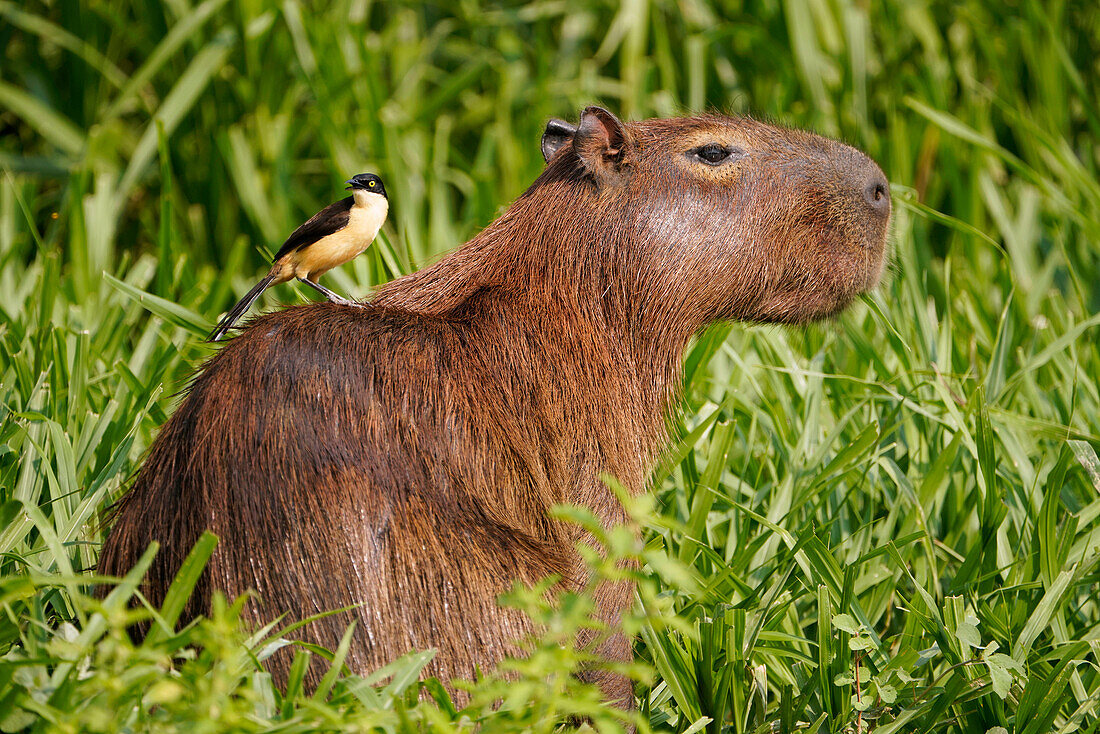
371 167 693 455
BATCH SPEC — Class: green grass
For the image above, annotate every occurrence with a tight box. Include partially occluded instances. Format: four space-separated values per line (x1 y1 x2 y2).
2 0 1099 731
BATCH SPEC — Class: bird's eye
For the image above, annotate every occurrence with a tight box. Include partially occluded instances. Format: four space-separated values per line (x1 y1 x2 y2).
689 144 743 165
368 180 376 187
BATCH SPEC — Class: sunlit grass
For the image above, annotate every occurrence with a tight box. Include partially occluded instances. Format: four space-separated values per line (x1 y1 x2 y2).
1 0 1099 731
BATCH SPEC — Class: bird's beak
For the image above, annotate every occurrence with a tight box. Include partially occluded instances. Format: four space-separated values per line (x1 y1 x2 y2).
344 179 356 190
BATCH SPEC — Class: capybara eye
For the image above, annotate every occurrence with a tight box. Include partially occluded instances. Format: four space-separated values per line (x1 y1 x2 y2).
690 144 742 165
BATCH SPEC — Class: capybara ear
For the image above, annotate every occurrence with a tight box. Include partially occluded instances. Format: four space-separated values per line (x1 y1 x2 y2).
572 106 634 183
541 118 577 163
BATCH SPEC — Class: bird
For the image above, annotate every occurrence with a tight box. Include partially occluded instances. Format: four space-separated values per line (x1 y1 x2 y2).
208 173 389 342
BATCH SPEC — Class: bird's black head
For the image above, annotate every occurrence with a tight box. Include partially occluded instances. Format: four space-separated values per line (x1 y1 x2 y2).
345 173 386 198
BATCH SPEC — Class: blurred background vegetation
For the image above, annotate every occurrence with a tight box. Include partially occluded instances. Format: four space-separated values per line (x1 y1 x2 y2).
1 0 1099 731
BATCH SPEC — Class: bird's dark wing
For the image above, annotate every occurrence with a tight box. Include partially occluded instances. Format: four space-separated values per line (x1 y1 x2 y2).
272 196 354 262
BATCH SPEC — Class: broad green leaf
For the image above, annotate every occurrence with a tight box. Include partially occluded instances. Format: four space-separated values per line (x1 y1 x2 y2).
955 622 981 650
104 271 211 335
831 614 861 636
0 81 84 155
145 532 219 643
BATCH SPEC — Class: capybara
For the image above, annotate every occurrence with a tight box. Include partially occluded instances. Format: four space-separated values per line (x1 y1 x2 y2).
98 107 890 705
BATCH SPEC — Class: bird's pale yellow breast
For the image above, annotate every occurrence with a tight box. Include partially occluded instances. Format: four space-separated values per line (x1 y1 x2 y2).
290 192 388 279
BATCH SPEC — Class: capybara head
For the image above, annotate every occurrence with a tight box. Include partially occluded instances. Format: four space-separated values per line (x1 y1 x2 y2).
538 107 890 327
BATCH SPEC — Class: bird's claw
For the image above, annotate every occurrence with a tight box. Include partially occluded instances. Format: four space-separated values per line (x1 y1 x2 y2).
326 295 367 308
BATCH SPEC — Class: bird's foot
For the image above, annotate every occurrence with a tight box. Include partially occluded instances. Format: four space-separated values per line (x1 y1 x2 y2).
299 278 362 307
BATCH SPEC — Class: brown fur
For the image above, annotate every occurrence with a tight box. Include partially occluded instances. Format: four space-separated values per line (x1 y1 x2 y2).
97 108 889 705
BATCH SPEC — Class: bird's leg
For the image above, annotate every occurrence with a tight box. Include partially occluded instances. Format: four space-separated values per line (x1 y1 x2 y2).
298 278 360 306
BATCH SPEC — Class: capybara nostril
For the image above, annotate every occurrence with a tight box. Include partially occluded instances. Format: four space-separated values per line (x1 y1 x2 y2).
863 175 890 216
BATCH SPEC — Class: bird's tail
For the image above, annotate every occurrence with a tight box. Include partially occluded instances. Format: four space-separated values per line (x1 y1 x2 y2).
207 273 278 342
